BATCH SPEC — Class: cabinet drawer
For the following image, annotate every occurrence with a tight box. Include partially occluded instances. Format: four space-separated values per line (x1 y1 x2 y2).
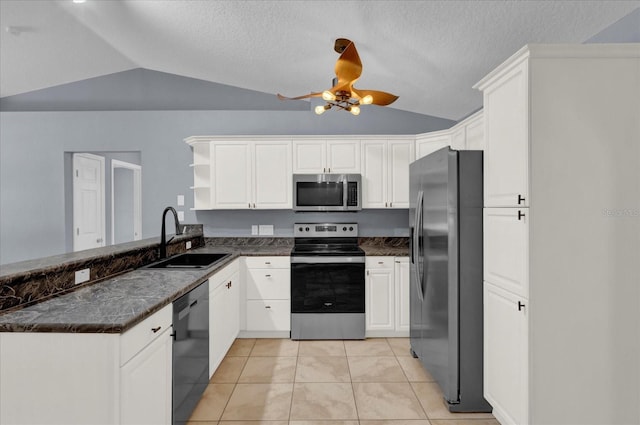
244 256 290 269
246 300 290 331
366 257 394 269
246 268 291 299
120 304 172 366
209 259 239 290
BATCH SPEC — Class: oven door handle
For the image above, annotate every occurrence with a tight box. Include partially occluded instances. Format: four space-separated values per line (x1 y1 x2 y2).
291 256 366 264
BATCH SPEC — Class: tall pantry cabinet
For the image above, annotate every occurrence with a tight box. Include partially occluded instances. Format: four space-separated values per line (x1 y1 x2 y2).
475 44 640 425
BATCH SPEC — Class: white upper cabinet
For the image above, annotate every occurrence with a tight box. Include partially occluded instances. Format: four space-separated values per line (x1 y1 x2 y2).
186 138 292 210
480 59 529 207
212 141 253 209
253 141 292 209
415 131 451 160
293 139 360 173
362 139 414 208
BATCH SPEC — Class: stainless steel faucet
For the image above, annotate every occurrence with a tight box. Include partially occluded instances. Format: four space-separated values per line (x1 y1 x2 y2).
160 206 183 259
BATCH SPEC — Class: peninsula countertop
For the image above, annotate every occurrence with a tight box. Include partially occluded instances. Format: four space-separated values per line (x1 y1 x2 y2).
0 238 407 334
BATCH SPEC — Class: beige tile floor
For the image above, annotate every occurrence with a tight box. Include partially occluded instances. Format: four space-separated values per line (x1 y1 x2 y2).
188 338 498 425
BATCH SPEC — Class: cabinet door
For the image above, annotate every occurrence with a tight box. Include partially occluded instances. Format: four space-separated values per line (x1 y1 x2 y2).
394 258 410 332
361 141 387 208
415 133 451 159
483 60 529 207
484 281 528 425
120 329 172 425
387 140 414 208
212 142 252 208
293 140 326 173
253 141 292 209
246 299 291 331
210 281 229 374
365 258 395 331
484 207 529 298
326 139 360 173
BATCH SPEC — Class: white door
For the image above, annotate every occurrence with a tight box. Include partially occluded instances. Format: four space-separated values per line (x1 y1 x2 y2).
483 60 529 207
415 133 451 159
387 140 414 208
326 140 360 173
365 258 395 331
292 140 326 173
484 281 528 425
73 153 106 251
483 207 529 299
253 141 292 209
111 160 142 244
394 258 410 332
361 141 387 208
120 329 172 425
212 142 252 209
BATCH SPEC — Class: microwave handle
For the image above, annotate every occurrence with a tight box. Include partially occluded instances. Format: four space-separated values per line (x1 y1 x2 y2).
343 176 349 207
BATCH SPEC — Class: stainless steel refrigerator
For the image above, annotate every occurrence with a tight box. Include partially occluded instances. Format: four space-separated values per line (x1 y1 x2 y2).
409 147 491 412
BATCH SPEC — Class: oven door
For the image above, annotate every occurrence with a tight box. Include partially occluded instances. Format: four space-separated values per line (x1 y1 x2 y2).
291 256 365 313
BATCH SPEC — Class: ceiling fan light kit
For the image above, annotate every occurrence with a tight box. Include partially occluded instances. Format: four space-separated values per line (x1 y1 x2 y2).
278 38 398 116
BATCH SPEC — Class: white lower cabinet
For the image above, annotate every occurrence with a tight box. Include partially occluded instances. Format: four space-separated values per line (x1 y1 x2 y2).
120 325 172 425
243 256 291 334
209 259 240 377
394 257 410 332
483 281 528 425
365 256 409 337
0 304 172 425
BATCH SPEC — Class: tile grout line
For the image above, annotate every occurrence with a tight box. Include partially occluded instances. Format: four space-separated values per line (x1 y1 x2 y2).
216 338 255 422
287 341 300 422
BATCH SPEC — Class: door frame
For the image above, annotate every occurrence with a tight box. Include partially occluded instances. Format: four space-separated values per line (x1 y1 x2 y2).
111 159 142 244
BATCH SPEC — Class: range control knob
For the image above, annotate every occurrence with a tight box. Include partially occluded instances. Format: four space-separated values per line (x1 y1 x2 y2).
343 226 347 231
305 227 310 231
298 227 303 232
349 226 354 231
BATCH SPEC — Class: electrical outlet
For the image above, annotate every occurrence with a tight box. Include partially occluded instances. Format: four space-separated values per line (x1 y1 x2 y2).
177 195 185 206
259 225 274 235
251 225 258 235
75 268 90 285
186 241 192 250
177 210 184 221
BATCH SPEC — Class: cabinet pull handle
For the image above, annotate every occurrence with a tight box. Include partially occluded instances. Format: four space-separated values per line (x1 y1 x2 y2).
248 203 251 208
518 194 526 205
390 202 392 207
518 210 526 220
151 326 162 333
265 305 271 309
385 202 388 207
518 301 525 311
378 261 384 264
253 203 256 208
328 168 331 173
265 261 271 265
265 274 271 277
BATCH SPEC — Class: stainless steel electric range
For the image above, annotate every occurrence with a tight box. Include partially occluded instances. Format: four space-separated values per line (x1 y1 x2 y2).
290 223 365 340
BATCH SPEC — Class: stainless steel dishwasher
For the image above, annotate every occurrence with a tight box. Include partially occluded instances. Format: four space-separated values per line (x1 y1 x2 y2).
172 281 209 425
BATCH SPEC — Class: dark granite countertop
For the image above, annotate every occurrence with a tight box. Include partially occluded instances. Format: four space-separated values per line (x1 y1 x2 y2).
0 238 404 334
0 245 290 334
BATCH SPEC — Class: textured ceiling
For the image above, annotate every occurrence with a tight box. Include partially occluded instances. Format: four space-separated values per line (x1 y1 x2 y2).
1 0 638 120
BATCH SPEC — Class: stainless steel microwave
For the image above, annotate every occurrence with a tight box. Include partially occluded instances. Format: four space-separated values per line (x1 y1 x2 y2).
293 174 362 212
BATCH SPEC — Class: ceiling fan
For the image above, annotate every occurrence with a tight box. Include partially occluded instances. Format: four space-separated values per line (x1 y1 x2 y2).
277 38 399 115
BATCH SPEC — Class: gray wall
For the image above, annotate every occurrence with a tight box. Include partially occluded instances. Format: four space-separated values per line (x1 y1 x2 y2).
0 85 453 264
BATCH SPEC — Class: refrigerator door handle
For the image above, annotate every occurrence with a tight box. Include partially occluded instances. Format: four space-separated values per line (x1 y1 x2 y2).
414 190 425 302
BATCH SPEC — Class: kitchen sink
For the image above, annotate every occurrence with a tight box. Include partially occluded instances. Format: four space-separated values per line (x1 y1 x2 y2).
146 252 231 269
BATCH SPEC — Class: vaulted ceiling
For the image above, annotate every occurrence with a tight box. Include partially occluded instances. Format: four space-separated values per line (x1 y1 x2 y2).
1 1 638 120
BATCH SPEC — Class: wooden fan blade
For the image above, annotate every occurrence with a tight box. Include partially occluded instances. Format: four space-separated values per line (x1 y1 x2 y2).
277 92 322 101
352 89 399 106
335 41 362 85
